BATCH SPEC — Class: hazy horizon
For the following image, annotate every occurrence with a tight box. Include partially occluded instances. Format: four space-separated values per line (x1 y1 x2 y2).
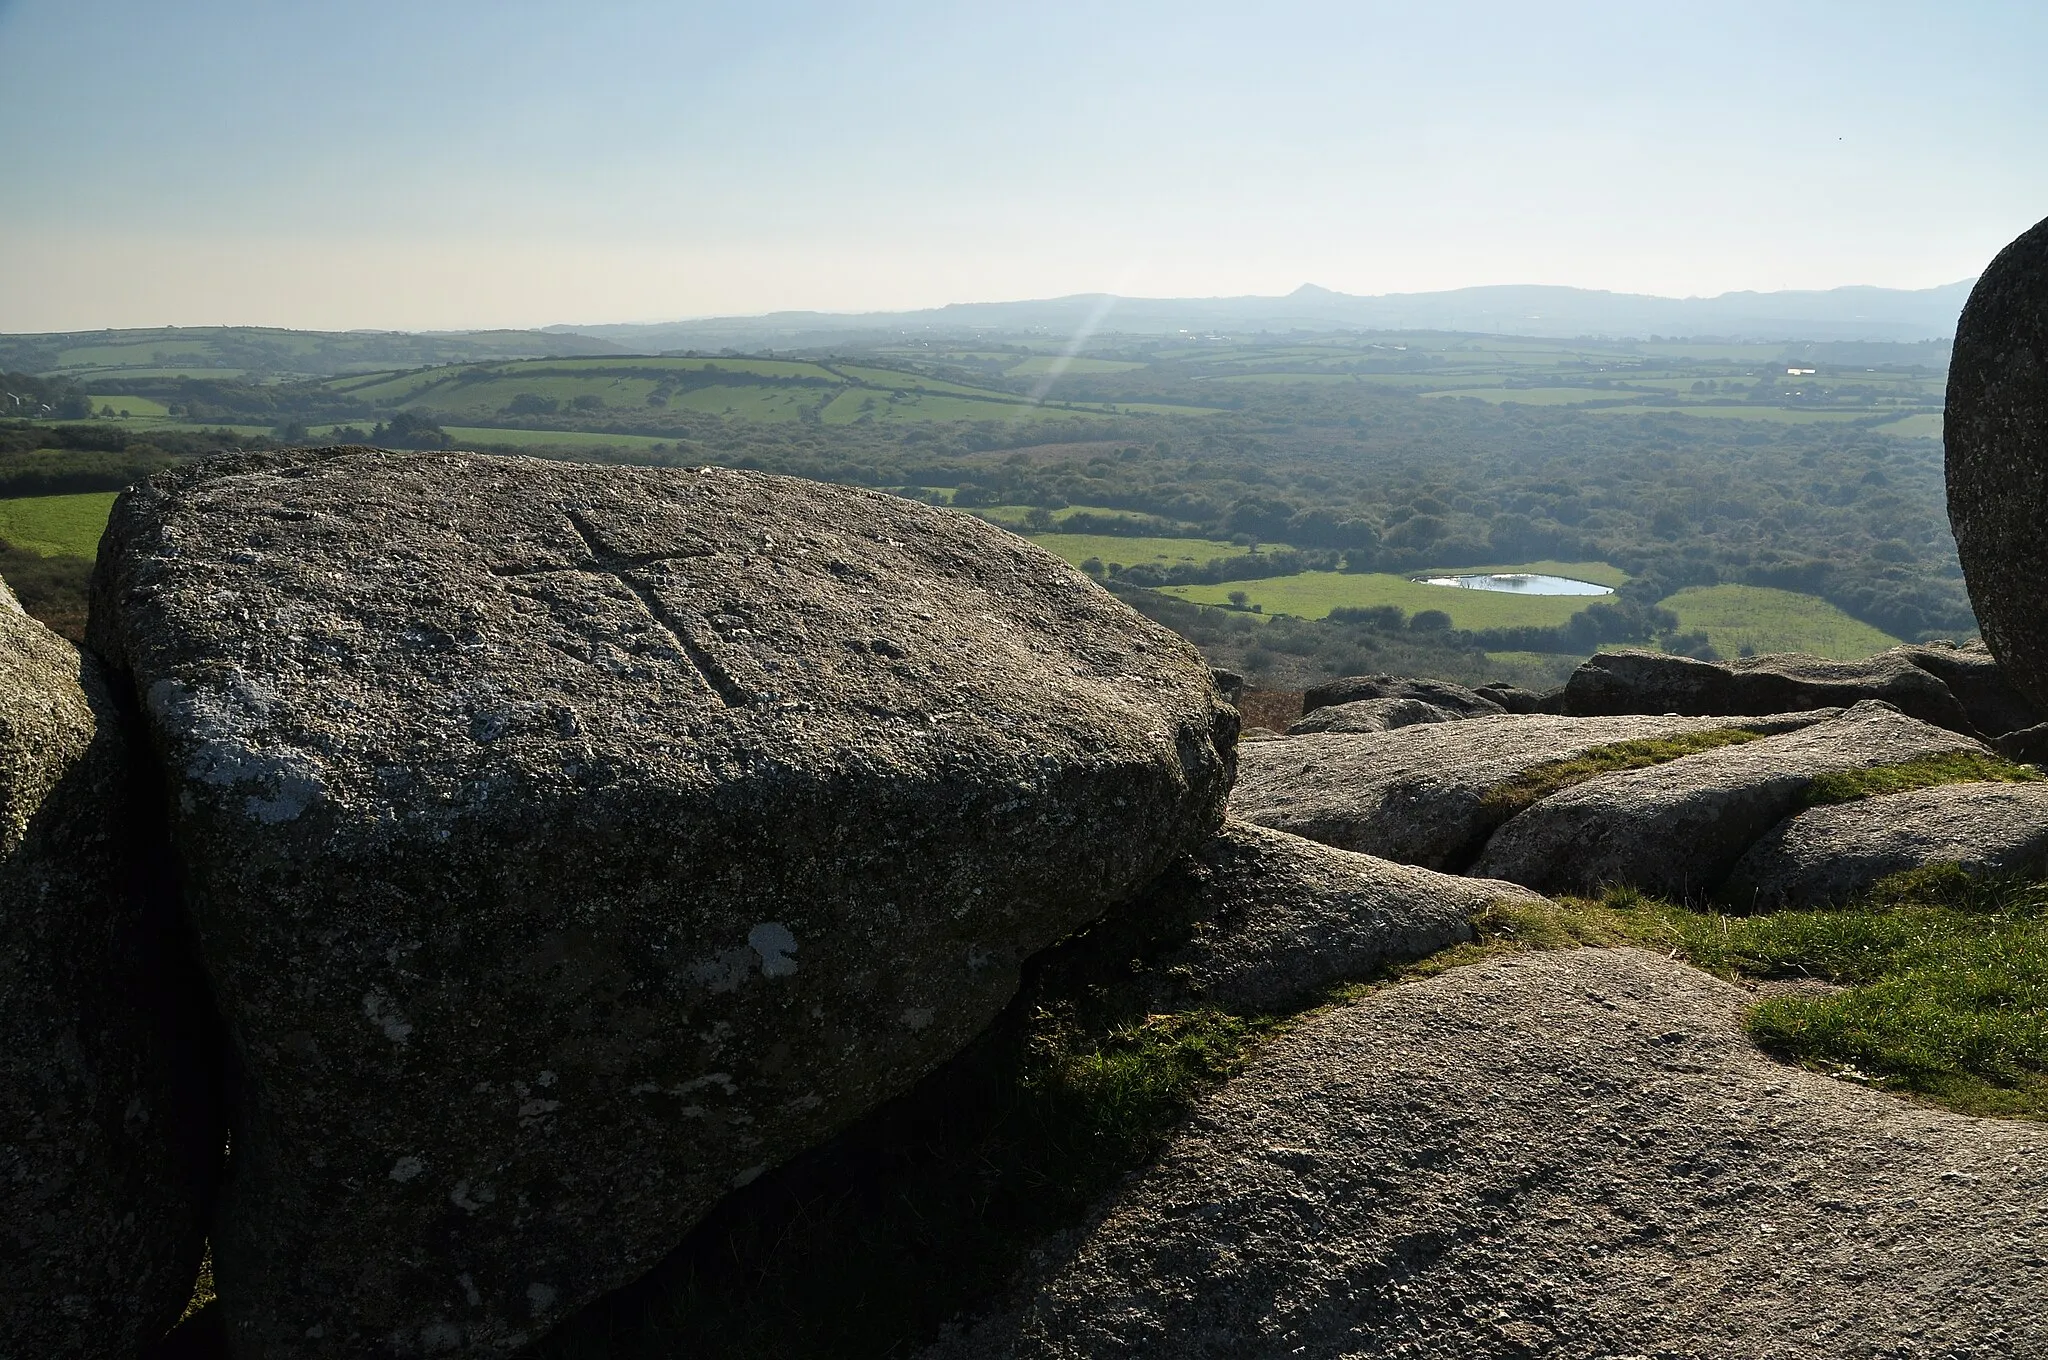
3 1 2043 333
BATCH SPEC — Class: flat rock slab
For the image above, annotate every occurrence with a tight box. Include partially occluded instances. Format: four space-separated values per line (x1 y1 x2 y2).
1231 711 1829 870
1284 696 1462 736
1 581 212 1355
1724 778 2048 908
88 450 1234 1357
1081 820 1545 1016
1564 647 1978 733
930 948 2048 1360
1473 700 1986 897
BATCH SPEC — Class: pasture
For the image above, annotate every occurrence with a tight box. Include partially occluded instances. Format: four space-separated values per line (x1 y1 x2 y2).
1656 584 1904 659
0 492 118 558
87 394 172 418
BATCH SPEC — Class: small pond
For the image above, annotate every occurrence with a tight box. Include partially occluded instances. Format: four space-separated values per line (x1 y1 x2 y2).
1414 572 1614 597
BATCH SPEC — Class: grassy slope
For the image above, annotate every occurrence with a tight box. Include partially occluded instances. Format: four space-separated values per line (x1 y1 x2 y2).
0 491 118 558
1660 583 1903 659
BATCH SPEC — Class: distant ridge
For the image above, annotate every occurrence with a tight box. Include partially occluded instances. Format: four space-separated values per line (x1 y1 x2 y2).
552 280 1974 350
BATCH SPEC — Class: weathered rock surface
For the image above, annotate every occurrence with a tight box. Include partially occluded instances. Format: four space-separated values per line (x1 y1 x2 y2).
1722 779 2048 908
1897 640 2040 739
1998 721 2048 765
929 948 2048 1360
1075 819 1544 1015
1283 695 1460 735
1232 711 1830 870
1948 213 2048 715
1 579 214 1355
1472 681 1545 714
1473 700 1985 897
1301 673 1505 719
88 449 1235 1357
1563 646 1979 733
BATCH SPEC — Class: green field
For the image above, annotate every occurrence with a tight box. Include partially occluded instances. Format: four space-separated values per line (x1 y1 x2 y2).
439 426 680 452
0 492 118 558
1025 534 1266 571
1875 413 1944 440
1657 584 1904 659
1160 570 1610 629
1005 356 1147 376
87 394 172 418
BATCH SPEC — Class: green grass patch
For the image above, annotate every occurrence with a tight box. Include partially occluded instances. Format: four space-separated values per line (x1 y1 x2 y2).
85 394 172 418
1380 868 2048 1121
1477 728 1767 821
1659 583 1903 660
1162 570 1601 629
0 491 118 558
1802 752 2043 808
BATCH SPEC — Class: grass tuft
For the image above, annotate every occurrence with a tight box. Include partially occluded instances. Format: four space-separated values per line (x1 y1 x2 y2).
1398 869 2048 1122
1476 728 1764 821
1801 751 2043 808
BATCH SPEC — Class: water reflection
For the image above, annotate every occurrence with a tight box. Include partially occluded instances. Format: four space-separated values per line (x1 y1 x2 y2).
1414 573 1613 597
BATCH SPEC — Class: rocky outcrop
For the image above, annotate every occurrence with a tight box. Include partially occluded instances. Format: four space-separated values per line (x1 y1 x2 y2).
1896 641 2041 740
88 449 1236 1356
1 580 215 1356
1472 681 1546 714
1301 673 1505 719
1074 819 1544 1015
1472 701 1985 897
1562 647 1983 733
1948 213 2048 715
1284 695 1461 735
1232 711 1831 870
929 948 2048 1360
1722 779 2048 908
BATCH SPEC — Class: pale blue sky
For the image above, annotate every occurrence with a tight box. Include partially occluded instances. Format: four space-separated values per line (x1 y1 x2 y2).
2 0 2043 331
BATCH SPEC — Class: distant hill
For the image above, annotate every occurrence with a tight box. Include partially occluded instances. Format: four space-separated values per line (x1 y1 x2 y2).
556 280 1974 350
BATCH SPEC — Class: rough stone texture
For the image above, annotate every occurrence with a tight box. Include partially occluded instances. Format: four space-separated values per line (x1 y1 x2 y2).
2 578 214 1355
87 449 1236 1357
928 948 2048 1360
1722 779 2048 908
1949 213 2048 717
1473 700 1986 898
1301 673 1505 719
1472 682 1544 714
1897 640 2040 739
1283 696 1461 736
1074 820 1544 1016
1997 721 2048 766
1231 711 1831 871
1563 647 1978 733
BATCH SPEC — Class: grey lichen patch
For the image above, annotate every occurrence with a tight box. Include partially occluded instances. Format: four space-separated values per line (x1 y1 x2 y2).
748 922 799 978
